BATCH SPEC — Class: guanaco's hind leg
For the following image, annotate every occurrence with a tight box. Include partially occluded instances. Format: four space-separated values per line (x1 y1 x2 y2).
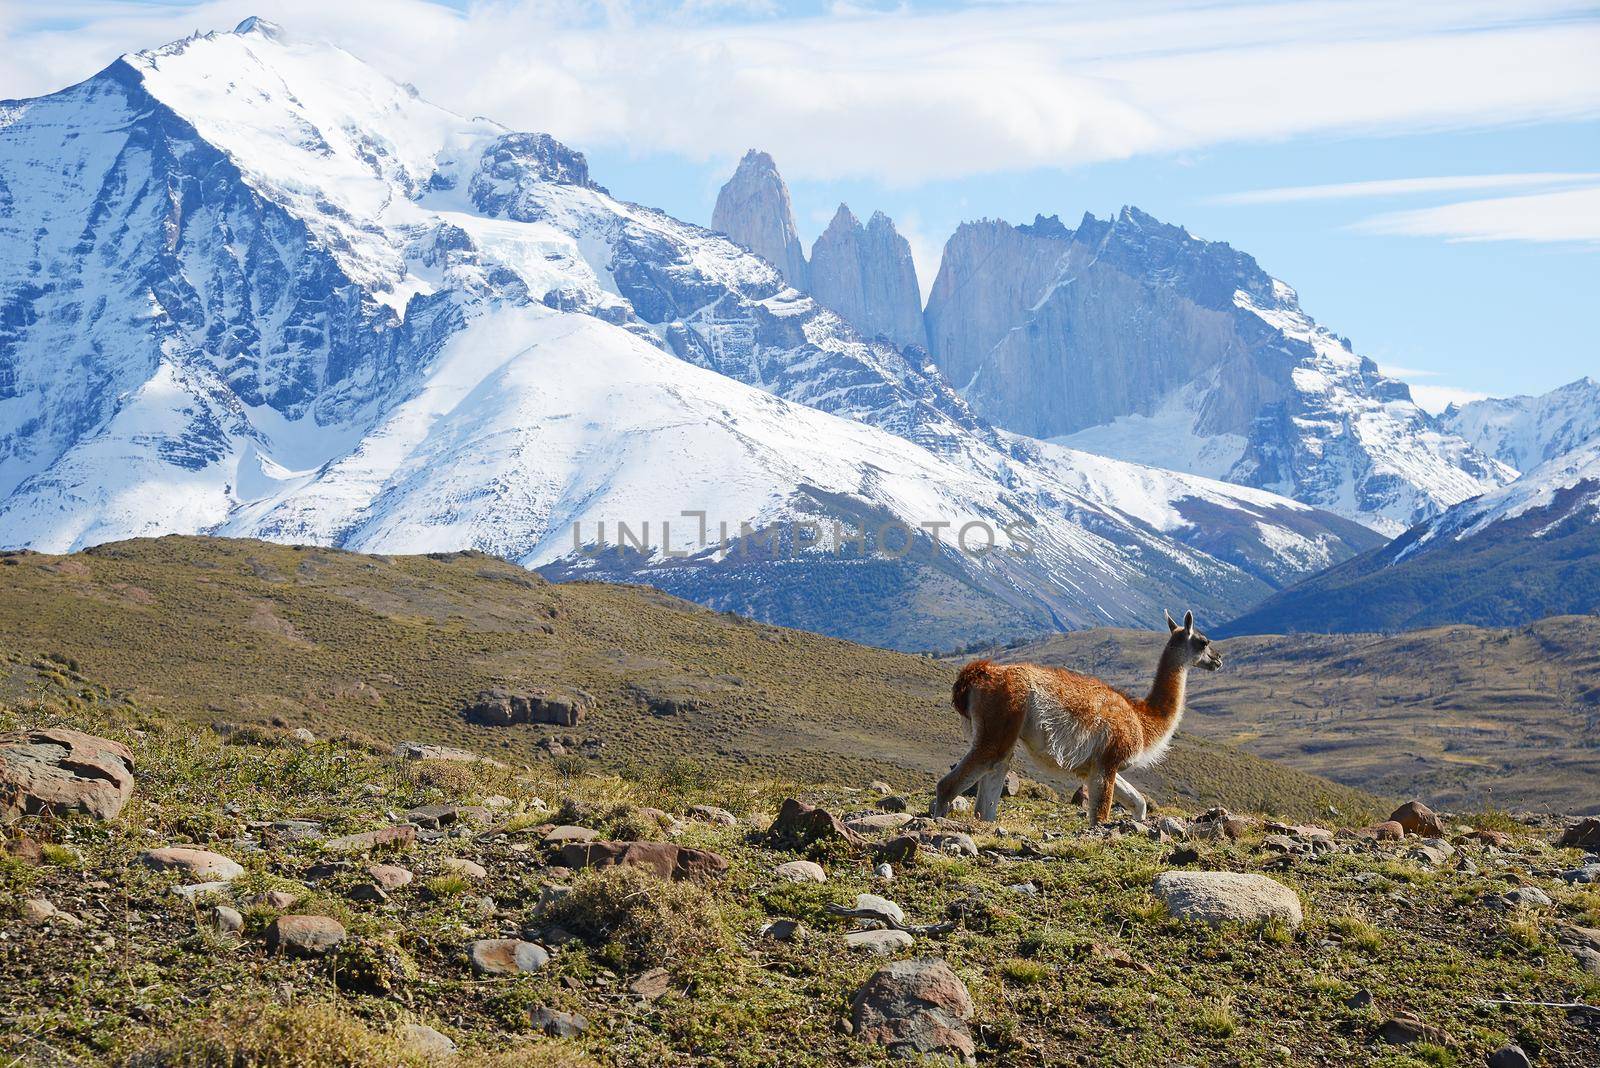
1113 775 1148 821
974 762 1011 821
932 678 1026 818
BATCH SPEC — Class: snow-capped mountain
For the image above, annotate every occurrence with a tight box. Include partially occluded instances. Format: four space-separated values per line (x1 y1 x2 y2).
1441 377 1600 474
0 19 1381 650
924 209 1515 536
1226 436 1600 635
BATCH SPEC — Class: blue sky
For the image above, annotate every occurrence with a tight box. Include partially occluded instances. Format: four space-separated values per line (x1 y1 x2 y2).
4 0 1597 406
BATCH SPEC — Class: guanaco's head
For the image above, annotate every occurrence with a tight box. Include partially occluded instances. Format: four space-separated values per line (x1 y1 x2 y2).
1164 610 1223 672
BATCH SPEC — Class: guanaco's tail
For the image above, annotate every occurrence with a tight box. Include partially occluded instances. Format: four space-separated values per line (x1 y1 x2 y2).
952 659 1006 717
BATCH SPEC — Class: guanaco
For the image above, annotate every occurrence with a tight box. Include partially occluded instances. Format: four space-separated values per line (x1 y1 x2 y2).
932 610 1222 826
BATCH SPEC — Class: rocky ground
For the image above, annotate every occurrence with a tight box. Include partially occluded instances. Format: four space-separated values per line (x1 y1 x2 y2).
3 669 1599 1066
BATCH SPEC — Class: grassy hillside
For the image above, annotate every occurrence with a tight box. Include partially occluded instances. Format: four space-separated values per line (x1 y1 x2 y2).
3 654 1597 1067
990 621 1600 813
0 537 1377 820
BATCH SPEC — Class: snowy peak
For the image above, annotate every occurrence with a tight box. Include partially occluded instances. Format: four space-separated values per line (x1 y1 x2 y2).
1411 434 1600 551
233 15 286 40
1441 376 1600 474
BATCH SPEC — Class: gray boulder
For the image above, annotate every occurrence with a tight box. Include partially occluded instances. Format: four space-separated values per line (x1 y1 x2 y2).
1153 871 1303 927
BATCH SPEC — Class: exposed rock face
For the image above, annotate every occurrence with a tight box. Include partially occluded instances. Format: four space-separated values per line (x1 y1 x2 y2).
462 688 593 727
807 206 928 352
0 728 135 821
711 150 809 289
924 215 1074 389
924 207 1512 533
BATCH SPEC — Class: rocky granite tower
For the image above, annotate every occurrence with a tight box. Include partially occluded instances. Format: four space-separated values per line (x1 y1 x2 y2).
923 215 1075 390
807 206 928 351
711 150 808 289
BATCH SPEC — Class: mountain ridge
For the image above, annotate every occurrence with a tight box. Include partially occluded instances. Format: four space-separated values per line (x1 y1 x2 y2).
0 20 1378 651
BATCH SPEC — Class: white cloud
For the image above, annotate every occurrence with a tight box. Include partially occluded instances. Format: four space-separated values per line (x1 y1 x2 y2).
1357 184 1600 244
2 1 1599 184
1409 384 1491 414
1217 173 1600 205
1379 365 1492 414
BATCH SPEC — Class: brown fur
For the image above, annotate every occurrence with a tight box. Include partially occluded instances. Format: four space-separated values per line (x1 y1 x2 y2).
933 611 1222 826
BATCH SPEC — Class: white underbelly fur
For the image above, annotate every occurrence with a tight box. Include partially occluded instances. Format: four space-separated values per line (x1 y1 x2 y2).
1017 684 1108 775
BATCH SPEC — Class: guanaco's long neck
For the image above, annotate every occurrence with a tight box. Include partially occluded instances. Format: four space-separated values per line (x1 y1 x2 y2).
1144 643 1190 722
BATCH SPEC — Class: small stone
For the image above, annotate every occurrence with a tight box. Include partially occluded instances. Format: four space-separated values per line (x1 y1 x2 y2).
846 812 915 834
138 847 244 882
367 863 413 890
776 860 827 883
210 905 245 935
1378 1014 1433 1045
1344 988 1373 1009
1497 887 1553 909
1153 871 1303 927
877 795 909 813
851 958 975 1063
1007 882 1038 895
22 898 58 924
687 805 738 826
877 836 920 865
1389 800 1445 838
629 967 671 1000
846 929 915 954
924 832 978 857
853 893 905 926
1487 1044 1533 1068
1560 863 1600 884
439 857 487 879
290 727 315 744
1361 821 1405 841
170 881 233 900
323 826 416 853
1406 839 1456 867
267 915 347 957
346 883 390 904
1156 816 1189 839
529 1007 588 1038
556 840 727 881
467 938 549 975
396 1023 455 1061
1557 818 1600 850
869 780 892 794
543 825 599 845
252 890 300 910
948 797 973 814
875 863 894 881
761 918 806 942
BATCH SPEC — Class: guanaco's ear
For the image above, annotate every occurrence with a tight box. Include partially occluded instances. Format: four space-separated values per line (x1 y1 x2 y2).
1165 610 1179 633
1183 610 1195 634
